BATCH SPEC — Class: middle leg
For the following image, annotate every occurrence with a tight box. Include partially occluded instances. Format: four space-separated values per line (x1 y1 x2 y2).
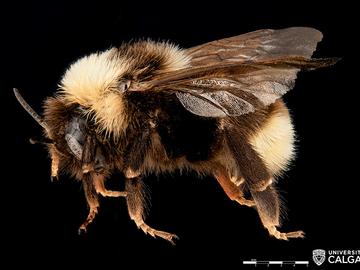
93 173 127 197
125 176 178 244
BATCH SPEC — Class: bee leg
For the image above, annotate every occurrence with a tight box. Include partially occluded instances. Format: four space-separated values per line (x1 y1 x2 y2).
225 129 273 192
78 173 100 234
125 177 179 245
225 129 303 240
50 147 60 181
251 186 305 240
214 165 255 207
93 173 127 197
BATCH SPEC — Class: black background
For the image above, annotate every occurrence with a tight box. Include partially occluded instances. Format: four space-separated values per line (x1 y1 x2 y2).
2 0 358 268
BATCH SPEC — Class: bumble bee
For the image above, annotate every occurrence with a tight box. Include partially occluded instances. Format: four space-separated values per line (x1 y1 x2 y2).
14 27 337 244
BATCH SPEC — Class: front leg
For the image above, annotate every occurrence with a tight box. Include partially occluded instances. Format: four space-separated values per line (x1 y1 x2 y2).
79 172 127 233
78 173 99 234
50 146 60 181
125 177 178 245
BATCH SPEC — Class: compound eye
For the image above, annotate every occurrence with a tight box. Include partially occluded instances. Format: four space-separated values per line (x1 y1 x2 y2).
65 116 86 160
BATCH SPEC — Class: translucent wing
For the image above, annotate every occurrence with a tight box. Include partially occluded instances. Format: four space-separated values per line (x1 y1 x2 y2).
129 27 337 117
173 64 297 117
186 27 323 65
172 58 332 117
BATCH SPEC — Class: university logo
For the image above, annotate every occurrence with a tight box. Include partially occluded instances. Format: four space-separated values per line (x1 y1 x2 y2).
313 249 326 266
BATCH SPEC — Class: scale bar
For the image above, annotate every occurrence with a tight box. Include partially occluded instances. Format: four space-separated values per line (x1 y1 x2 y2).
269 261 283 265
294 261 309 265
243 260 309 266
243 261 257 265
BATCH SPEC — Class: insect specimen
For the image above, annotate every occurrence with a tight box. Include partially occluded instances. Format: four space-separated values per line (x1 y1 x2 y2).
14 27 337 243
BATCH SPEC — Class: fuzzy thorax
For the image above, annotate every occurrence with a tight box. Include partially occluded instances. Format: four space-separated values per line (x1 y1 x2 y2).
59 41 190 138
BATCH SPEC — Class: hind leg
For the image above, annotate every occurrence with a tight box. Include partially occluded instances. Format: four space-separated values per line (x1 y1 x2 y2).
251 186 304 240
214 165 255 207
225 131 275 193
224 129 304 240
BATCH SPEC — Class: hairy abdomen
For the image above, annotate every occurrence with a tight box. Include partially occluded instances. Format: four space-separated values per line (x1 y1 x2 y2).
249 100 295 177
140 98 294 178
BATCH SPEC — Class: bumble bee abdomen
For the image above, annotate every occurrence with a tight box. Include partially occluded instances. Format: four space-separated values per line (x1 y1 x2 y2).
249 100 295 176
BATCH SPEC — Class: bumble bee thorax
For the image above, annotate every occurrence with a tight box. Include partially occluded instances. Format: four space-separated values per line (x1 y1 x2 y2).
57 41 190 138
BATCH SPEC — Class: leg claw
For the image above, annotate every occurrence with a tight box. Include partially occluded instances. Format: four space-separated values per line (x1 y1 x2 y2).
78 225 87 235
155 231 179 245
139 222 179 245
77 208 97 235
267 225 305 240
